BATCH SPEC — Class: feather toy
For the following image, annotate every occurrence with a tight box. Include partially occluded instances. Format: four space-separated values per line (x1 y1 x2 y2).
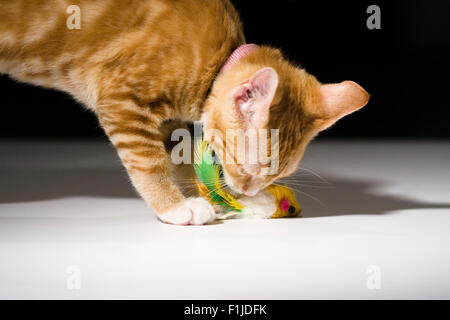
193 140 301 219
193 140 243 212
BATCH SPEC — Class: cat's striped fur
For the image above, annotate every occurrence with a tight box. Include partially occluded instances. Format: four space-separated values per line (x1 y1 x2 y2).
0 0 369 224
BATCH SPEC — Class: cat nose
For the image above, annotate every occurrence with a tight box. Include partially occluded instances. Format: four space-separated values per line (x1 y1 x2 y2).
243 189 258 196
244 164 261 175
243 185 258 196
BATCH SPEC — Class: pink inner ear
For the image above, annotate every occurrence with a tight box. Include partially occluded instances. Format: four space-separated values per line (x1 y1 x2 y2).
234 85 252 107
250 69 275 95
233 67 279 128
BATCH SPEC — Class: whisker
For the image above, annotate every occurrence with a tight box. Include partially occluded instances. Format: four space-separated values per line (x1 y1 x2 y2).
278 183 334 189
278 178 332 185
293 167 330 183
294 189 330 209
271 182 330 209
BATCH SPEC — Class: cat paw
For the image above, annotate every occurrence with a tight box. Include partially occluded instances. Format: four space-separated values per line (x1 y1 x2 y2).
158 197 216 225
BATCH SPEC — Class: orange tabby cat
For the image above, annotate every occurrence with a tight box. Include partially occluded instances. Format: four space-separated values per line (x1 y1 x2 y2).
0 0 369 224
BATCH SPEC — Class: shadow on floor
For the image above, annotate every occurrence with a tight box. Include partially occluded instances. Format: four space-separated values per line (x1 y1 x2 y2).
289 175 450 218
0 166 138 203
2 165 449 218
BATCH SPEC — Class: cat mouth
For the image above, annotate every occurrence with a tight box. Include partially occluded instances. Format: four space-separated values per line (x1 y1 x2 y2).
223 177 259 197
216 158 259 196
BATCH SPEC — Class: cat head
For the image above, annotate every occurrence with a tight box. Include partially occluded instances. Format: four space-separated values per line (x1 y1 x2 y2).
202 46 369 196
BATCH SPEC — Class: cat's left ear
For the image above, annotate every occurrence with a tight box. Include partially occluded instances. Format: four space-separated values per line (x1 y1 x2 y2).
317 81 370 130
232 67 279 128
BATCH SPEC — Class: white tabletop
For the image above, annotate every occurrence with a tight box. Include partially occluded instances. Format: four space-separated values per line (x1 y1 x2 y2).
0 140 449 299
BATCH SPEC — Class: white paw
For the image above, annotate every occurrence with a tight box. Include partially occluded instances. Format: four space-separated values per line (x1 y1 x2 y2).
158 197 216 225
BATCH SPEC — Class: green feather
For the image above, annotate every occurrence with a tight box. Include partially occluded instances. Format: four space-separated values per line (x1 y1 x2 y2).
194 140 243 212
193 142 218 189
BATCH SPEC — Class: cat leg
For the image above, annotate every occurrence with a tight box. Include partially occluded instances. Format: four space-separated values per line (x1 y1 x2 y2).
96 102 214 225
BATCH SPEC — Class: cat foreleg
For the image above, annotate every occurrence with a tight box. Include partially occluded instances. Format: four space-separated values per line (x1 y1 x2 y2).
96 100 215 225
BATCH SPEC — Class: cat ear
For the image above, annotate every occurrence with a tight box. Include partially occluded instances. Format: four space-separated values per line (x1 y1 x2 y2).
232 67 279 128
317 81 370 130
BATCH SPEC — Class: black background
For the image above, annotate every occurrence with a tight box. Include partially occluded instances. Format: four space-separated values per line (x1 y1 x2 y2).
1 0 449 138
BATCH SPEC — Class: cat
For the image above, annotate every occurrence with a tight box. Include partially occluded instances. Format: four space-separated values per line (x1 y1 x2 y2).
0 0 369 225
